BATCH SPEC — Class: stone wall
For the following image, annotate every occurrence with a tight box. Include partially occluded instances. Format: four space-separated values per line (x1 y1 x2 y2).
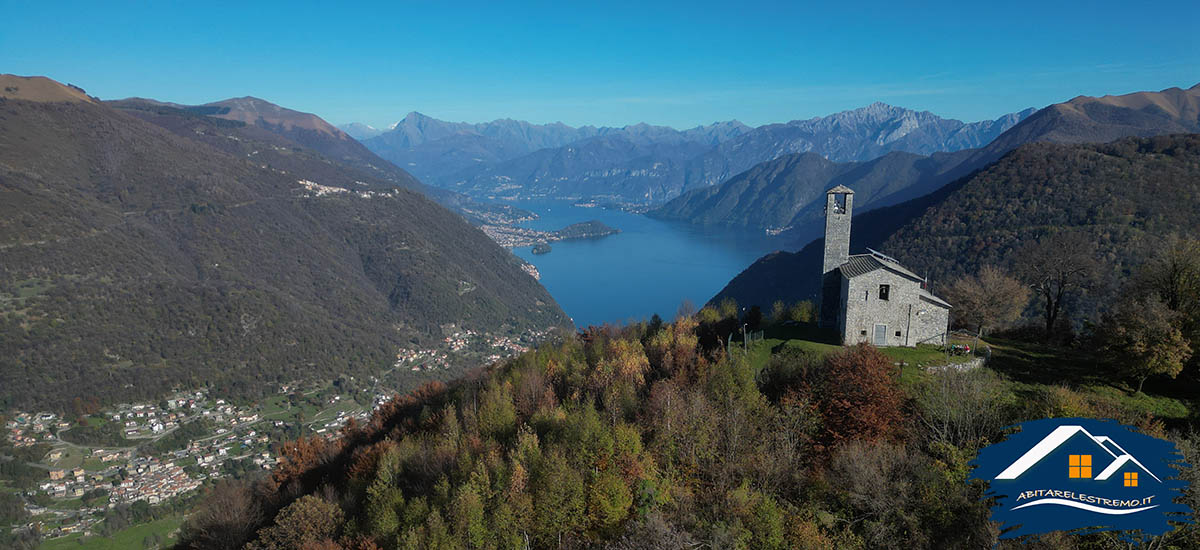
840 269 949 347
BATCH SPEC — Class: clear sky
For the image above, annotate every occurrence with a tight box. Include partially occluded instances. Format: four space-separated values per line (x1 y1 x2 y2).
3 1 1198 129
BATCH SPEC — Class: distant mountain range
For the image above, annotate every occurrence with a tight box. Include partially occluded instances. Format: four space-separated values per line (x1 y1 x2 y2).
711 83 1200 313
351 105 1032 203
339 122 384 140
654 83 1200 238
360 113 752 194
0 74 569 410
677 103 1035 190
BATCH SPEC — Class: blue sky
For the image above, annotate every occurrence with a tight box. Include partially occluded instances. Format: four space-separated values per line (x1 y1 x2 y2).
3 1 1197 129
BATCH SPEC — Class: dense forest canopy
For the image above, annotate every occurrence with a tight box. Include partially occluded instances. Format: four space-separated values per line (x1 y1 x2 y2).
882 134 1200 323
177 313 1200 550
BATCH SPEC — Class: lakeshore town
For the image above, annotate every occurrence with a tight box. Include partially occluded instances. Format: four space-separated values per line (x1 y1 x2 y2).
0 326 542 543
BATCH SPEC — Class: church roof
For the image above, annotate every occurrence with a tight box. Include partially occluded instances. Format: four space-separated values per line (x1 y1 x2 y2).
839 253 953 309
839 252 924 282
827 184 854 194
919 290 952 309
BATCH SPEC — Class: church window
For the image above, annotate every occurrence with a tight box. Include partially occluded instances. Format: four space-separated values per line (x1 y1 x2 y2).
879 284 890 301
895 331 901 337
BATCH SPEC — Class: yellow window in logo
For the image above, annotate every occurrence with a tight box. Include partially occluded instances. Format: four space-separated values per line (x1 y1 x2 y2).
1124 472 1138 487
1069 454 1092 478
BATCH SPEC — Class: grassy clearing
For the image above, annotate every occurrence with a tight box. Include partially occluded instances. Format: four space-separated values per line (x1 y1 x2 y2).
744 324 1193 424
39 516 183 550
48 447 84 470
48 497 83 511
986 337 1194 422
744 323 973 370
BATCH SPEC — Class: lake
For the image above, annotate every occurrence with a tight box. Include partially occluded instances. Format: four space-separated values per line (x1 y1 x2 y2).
505 200 786 328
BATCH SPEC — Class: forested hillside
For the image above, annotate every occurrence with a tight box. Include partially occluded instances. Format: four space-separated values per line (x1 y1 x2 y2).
880 134 1200 318
650 148 976 235
0 84 570 411
176 315 1200 550
110 98 534 226
712 134 1200 323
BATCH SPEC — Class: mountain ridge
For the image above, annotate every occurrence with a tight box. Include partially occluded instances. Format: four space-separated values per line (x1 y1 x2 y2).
0 79 570 410
377 104 1030 204
654 83 1200 235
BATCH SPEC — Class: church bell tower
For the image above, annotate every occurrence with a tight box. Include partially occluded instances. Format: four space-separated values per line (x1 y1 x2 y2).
818 185 853 327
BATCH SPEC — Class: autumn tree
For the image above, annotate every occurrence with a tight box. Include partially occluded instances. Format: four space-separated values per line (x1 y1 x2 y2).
944 265 1030 338
1013 232 1097 336
788 300 816 324
1095 295 1193 393
176 480 264 550
246 495 343 550
813 344 904 447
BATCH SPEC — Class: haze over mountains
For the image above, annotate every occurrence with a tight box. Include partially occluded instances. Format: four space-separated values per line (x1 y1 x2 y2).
0 74 569 410
653 83 1200 240
338 121 384 140
351 104 1034 204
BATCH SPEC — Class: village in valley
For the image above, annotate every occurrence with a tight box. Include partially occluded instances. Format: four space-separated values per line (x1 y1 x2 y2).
0 325 550 546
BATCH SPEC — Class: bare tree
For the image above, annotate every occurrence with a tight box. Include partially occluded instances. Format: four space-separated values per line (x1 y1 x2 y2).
176 480 264 550
1136 237 1200 328
1013 233 1098 336
944 265 1030 338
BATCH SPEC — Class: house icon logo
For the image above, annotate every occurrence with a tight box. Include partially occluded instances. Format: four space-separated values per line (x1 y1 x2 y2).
971 418 1192 541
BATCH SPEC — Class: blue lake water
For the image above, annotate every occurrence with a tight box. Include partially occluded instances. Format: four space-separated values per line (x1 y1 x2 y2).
504 200 785 328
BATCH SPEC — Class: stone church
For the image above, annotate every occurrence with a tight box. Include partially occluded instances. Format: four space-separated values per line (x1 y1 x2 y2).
817 185 951 347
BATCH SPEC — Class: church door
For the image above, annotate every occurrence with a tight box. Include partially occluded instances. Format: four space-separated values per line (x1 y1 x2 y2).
873 324 887 346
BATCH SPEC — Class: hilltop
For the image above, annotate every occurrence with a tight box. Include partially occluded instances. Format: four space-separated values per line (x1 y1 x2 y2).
0 74 95 103
175 314 1200 550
